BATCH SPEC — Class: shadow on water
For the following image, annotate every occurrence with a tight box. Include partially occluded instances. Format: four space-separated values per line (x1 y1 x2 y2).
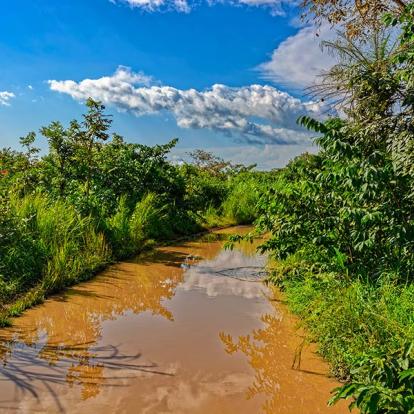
131 231 232 268
0 341 173 412
0 246 188 412
0 227 346 413
134 249 192 268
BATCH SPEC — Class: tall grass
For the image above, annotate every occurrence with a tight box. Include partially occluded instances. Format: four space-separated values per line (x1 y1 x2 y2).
0 194 111 323
1 192 175 323
105 195 134 259
222 177 260 224
0 190 210 323
268 256 414 380
0 173 265 325
201 205 233 228
130 192 166 241
104 192 169 259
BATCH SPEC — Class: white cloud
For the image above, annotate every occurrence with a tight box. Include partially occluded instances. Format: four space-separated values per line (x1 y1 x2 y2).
113 0 296 14
49 66 326 145
259 24 336 89
235 0 300 16
0 91 15 106
113 0 190 12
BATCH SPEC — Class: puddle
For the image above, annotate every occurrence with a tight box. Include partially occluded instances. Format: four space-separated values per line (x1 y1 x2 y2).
0 227 347 413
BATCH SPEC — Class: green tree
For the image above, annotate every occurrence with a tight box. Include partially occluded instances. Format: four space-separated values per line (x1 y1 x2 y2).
40 121 75 196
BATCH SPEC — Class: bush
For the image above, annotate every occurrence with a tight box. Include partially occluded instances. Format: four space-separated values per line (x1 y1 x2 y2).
0 100 263 325
104 195 134 259
222 175 261 224
129 193 166 243
330 343 414 413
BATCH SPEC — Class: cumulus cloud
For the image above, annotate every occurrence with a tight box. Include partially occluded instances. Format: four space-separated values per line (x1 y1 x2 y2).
0 91 15 106
114 0 190 12
49 66 326 144
235 0 300 16
113 0 296 14
259 24 336 89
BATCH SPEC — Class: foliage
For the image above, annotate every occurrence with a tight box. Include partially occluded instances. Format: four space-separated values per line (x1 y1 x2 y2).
257 29 414 277
330 343 414 413
278 264 414 376
256 111 414 408
0 193 110 305
187 149 256 176
301 0 406 38
250 4 414 411
0 195 43 300
180 163 229 213
0 99 263 324
222 172 271 224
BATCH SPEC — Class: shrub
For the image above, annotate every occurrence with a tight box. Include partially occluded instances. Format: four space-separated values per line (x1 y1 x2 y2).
222 176 260 224
330 343 414 413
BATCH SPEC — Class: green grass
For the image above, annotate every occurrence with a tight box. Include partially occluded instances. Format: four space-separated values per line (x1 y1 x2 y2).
0 194 115 325
222 177 260 224
0 185 260 326
201 205 234 228
268 257 414 381
0 193 170 324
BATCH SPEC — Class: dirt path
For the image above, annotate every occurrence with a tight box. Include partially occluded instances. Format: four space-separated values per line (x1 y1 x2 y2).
0 227 348 413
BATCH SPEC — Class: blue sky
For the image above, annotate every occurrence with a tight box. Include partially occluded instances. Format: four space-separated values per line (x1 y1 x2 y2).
0 0 333 168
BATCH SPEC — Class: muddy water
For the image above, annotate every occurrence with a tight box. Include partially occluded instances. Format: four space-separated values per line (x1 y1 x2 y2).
0 227 347 414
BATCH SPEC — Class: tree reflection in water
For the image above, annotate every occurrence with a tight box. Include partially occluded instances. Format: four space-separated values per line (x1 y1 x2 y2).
220 302 344 414
0 229 345 414
220 310 286 414
0 248 186 403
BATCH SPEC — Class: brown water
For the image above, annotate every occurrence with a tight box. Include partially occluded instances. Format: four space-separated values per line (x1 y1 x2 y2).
0 227 347 413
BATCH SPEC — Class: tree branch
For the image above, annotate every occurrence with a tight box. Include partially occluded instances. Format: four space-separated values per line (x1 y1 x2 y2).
392 0 407 11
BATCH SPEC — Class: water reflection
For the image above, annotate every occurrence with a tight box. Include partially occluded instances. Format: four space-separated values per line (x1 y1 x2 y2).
0 248 186 405
0 228 345 414
181 249 268 299
0 230 258 410
219 302 347 414
0 342 172 404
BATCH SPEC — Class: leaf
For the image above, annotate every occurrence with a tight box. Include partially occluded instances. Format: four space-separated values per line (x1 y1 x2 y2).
399 368 414 381
297 116 328 133
366 392 380 414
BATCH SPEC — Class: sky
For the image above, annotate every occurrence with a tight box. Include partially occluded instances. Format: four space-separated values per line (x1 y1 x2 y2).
0 0 335 169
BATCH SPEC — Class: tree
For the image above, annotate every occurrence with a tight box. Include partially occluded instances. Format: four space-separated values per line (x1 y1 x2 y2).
81 99 112 196
301 0 408 37
68 99 112 197
40 121 74 196
188 149 256 176
19 132 39 167
311 30 400 126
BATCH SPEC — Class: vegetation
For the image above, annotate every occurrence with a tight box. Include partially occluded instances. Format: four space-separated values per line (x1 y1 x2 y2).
0 99 272 326
226 2 414 413
2 2 414 413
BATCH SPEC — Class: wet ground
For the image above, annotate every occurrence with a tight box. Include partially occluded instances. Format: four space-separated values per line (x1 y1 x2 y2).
0 227 347 413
